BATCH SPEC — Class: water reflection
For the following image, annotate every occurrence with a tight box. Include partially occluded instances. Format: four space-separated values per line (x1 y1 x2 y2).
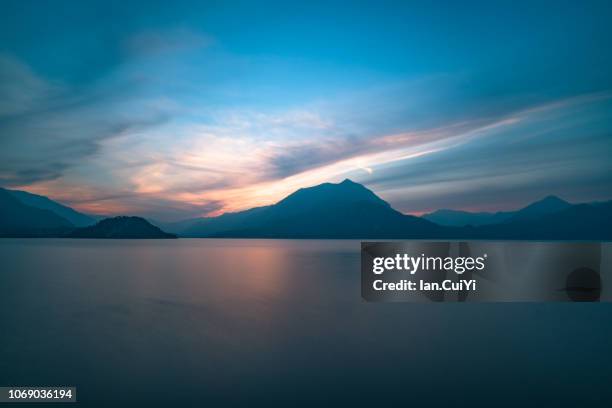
0 239 611 407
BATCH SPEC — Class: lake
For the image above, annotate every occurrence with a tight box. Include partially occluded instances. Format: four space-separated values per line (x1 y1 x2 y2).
1 239 611 406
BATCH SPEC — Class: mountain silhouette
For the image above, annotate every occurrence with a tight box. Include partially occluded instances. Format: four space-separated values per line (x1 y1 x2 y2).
505 195 571 222
7 189 98 227
422 195 571 227
474 201 612 240
0 188 73 236
69 216 176 239
181 181 612 240
422 209 513 227
183 179 442 238
2 182 611 240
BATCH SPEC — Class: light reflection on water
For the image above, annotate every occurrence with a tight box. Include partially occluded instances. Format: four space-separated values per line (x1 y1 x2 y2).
0 239 611 407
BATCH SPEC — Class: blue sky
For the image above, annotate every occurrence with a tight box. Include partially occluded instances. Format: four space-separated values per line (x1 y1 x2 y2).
1 0 611 220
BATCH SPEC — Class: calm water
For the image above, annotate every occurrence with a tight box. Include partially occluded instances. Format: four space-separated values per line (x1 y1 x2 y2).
1 239 611 407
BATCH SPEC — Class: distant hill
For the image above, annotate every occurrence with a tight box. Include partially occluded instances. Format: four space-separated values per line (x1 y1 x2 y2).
422 194 612 240
69 216 176 239
505 195 571 222
422 209 513 227
0 188 173 238
0 188 73 236
474 201 612 240
155 217 207 235
183 179 442 238
422 195 571 227
180 206 271 236
7 189 97 227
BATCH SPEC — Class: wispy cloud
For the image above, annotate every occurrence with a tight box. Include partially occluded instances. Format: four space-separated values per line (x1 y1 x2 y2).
124 28 213 57
0 51 180 186
0 54 58 116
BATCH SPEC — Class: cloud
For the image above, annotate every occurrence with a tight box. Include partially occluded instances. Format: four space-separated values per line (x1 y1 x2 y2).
124 28 213 57
21 178 225 222
363 96 612 213
0 54 58 116
0 54 178 186
3 44 610 221
0 28 216 187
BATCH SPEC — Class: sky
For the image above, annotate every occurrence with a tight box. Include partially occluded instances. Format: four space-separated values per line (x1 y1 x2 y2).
1 0 611 221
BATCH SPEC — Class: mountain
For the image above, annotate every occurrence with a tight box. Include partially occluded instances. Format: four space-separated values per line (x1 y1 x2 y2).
181 206 270 236
181 181 612 240
155 217 205 234
421 194 611 239
0 188 73 236
7 189 97 227
422 209 513 227
505 195 571 222
183 179 442 238
69 216 176 239
422 195 571 227
2 180 610 240
474 201 612 240
0 187 174 238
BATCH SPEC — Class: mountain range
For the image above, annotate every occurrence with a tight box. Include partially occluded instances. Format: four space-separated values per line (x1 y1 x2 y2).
160 179 611 240
421 195 572 226
0 187 172 238
1 181 611 240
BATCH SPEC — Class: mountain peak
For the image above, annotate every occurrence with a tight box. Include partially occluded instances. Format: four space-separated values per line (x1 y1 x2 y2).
184 178 437 238
523 195 570 210
276 179 389 211
340 178 357 185
540 195 567 203
509 194 571 221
